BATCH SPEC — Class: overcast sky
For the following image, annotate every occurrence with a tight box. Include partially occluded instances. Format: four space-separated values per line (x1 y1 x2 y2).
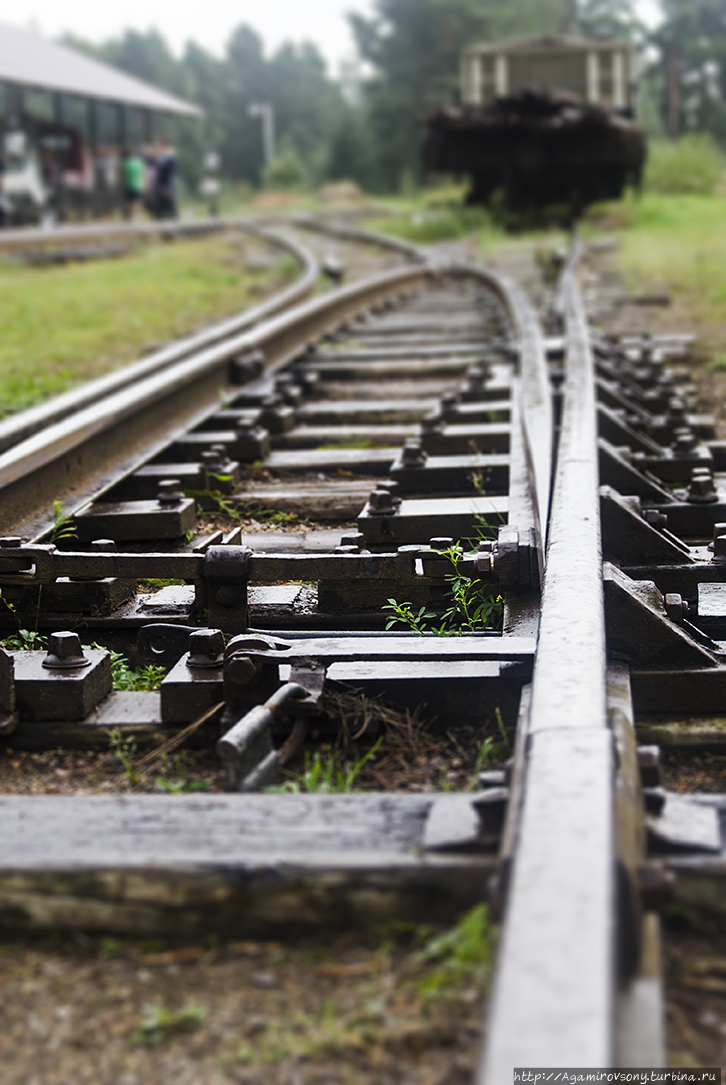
7 0 662 73
6 0 375 74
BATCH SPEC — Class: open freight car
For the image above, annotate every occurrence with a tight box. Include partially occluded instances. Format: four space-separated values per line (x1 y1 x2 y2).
422 35 646 212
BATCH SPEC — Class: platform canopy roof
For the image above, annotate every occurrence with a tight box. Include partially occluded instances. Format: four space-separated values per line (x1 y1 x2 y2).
0 22 201 117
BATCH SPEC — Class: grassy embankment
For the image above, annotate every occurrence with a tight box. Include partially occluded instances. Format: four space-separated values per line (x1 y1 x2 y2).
0 233 296 419
594 192 726 366
584 134 726 358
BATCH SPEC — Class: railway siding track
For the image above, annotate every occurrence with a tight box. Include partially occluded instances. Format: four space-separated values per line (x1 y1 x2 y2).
2 226 726 1074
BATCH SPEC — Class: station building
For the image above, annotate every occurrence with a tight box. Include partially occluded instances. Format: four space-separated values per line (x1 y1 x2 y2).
0 22 201 218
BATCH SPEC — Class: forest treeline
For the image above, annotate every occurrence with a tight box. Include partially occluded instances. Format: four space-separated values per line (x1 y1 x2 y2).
65 0 726 193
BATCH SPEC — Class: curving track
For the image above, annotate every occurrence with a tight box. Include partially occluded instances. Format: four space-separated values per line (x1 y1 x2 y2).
1 224 725 1076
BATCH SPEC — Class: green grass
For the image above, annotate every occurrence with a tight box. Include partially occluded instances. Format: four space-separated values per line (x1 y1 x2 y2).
586 192 726 360
267 738 384 794
372 203 500 245
644 135 725 195
233 905 494 1069
0 234 293 419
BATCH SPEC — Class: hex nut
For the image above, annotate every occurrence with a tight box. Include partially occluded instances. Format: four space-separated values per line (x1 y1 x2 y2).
157 478 184 505
664 593 689 623
42 631 91 670
401 440 426 467
686 471 718 504
367 489 395 515
187 628 225 669
637 745 661 788
643 509 668 530
226 654 259 687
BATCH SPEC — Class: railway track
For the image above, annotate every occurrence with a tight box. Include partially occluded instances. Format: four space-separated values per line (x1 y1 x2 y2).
1 223 725 1077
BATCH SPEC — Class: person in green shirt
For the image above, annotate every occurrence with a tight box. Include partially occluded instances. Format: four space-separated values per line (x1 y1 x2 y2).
122 147 145 220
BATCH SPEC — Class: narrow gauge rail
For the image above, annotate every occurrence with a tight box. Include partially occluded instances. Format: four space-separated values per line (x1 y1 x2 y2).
1 229 725 1076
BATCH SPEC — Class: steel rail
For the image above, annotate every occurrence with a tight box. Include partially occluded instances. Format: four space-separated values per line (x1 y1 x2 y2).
0 223 318 455
0 214 247 252
0 262 432 538
459 263 552 559
481 254 613 1076
292 213 427 264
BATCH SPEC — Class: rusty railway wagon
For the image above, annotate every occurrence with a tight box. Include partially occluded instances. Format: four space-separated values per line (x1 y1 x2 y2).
2 217 726 1074
422 35 646 210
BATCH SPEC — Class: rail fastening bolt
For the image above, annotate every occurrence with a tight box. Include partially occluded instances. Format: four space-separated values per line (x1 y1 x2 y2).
637 745 662 788
666 397 688 426
664 593 689 623
42 631 92 670
467 362 489 386
642 509 668 530
672 429 698 455
401 440 426 467
377 479 401 502
226 654 259 686
712 535 726 563
440 392 460 421
687 469 718 504
429 536 454 551
187 628 225 669
367 488 395 514
157 478 184 505
201 449 227 471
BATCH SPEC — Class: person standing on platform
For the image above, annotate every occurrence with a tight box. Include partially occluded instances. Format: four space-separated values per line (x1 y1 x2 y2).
154 138 177 219
121 147 145 220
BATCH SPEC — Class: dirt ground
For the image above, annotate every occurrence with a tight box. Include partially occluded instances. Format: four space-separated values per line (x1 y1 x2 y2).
664 908 726 1071
0 707 505 796
0 922 490 1085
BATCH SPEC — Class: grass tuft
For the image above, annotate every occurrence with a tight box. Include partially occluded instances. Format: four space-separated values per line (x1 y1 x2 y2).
0 235 294 419
644 135 725 196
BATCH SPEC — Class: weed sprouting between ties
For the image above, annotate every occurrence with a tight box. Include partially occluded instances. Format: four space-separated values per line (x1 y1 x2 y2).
267 737 384 794
48 501 77 544
383 542 503 636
